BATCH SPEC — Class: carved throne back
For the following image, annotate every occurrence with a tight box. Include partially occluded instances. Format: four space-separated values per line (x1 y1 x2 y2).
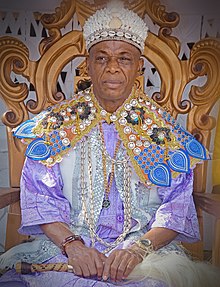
0 0 220 261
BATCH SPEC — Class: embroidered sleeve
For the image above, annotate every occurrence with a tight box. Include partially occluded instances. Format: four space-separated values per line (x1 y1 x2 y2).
149 169 200 242
19 157 71 235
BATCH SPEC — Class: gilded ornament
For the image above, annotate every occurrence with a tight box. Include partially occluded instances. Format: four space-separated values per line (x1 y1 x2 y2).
145 118 153 125
131 99 138 106
59 131 67 138
119 118 127 125
124 126 131 134
144 141 151 148
124 103 132 111
62 138 70 146
134 147 141 155
71 115 77 121
110 114 118 122
84 95 91 101
128 142 135 149
136 140 143 147
147 129 153 135
100 110 107 117
129 135 136 141
64 116 70 121
121 111 128 117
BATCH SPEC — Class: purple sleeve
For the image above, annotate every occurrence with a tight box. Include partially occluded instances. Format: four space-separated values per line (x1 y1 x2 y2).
149 170 200 243
19 157 71 235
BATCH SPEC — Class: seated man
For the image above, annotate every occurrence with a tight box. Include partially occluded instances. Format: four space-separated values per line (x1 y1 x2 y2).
0 2 219 286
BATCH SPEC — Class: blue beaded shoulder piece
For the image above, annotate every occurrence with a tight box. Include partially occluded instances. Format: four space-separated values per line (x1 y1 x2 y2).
13 87 209 187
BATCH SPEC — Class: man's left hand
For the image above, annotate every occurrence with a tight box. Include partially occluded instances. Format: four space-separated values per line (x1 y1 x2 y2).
102 248 143 282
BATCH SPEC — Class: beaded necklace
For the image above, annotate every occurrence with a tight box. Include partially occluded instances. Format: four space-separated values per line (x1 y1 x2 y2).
99 122 121 208
80 137 132 254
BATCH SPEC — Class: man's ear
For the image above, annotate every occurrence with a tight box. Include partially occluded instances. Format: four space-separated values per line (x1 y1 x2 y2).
138 57 144 73
86 55 90 76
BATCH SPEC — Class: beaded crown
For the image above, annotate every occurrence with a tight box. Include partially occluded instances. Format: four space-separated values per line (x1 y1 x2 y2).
83 1 149 52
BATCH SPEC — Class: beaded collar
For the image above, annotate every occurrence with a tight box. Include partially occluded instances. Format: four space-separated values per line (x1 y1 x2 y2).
14 86 209 187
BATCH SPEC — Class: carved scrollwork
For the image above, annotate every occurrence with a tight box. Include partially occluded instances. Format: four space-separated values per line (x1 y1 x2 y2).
40 0 76 29
143 32 191 119
39 0 77 52
32 31 86 114
188 38 220 132
158 27 180 56
0 37 31 128
129 0 179 28
39 28 62 55
76 0 96 27
75 60 89 77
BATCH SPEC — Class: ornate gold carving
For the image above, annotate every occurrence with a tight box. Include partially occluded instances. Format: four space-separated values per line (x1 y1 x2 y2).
0 37 30 128
33 31 86 114
75 59 89 77
188 38 220 134
143 32 191 119
75 0 96 27
158 27 180 56
40 0 76 29
129 0 179 28
39 0 77 53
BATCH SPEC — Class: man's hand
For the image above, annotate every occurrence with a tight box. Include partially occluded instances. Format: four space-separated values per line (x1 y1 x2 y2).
65 241 106 278
102 248 143 282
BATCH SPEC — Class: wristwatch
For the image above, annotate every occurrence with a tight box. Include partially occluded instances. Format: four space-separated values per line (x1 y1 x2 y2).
135 238 154 254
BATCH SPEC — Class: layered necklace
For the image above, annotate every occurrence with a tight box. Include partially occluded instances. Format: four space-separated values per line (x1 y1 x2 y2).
99 122 121 209
80 127 132 254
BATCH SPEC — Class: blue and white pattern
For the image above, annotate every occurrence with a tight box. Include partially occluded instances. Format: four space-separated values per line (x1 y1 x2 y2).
167 149 190 173
13 120 37 139
25 138 51 160
149 163 171 187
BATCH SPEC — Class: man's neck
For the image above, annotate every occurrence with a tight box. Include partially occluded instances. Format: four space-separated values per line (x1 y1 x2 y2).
96 98 126 113
92 87 133 113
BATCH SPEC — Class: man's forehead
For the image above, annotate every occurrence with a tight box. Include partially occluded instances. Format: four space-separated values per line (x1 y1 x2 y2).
89 40 141 55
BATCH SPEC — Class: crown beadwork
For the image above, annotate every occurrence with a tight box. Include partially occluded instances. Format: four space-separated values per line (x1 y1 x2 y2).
83 1 149 53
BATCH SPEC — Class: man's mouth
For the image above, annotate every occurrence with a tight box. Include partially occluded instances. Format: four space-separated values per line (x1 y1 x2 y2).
102 80 123 88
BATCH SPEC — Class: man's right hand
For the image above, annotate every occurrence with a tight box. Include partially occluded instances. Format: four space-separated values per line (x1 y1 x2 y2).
65 241 106 278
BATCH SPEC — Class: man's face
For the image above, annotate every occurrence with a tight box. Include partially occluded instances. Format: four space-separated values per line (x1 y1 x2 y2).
86 41 144 109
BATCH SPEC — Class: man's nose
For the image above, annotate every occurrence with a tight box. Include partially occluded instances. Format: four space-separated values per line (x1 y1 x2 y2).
106 57 120 72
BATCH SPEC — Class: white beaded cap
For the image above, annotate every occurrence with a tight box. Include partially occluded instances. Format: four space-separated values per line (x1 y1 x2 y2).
83 1 149 53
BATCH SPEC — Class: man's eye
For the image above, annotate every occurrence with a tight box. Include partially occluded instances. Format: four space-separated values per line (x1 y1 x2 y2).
118 57 132 64
95 56 107 63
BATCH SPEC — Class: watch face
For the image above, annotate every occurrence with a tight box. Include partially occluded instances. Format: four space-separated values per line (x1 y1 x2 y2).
140 239 152 247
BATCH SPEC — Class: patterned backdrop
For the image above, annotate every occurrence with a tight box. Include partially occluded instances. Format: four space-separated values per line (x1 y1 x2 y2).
0 1 219 252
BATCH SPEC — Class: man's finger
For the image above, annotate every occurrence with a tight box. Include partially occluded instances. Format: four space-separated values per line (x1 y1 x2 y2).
86 257 97 277
80 263 91 278
115 256 130 281
102 254 115 281
123 258 138 279
95 255 104 279
71 263 82 277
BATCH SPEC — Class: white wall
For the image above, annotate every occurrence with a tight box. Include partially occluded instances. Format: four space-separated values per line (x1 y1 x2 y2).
0 0 219 252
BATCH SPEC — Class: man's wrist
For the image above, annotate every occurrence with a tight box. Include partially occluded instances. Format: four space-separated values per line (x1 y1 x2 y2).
131 238 154 258
60 234 85 257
